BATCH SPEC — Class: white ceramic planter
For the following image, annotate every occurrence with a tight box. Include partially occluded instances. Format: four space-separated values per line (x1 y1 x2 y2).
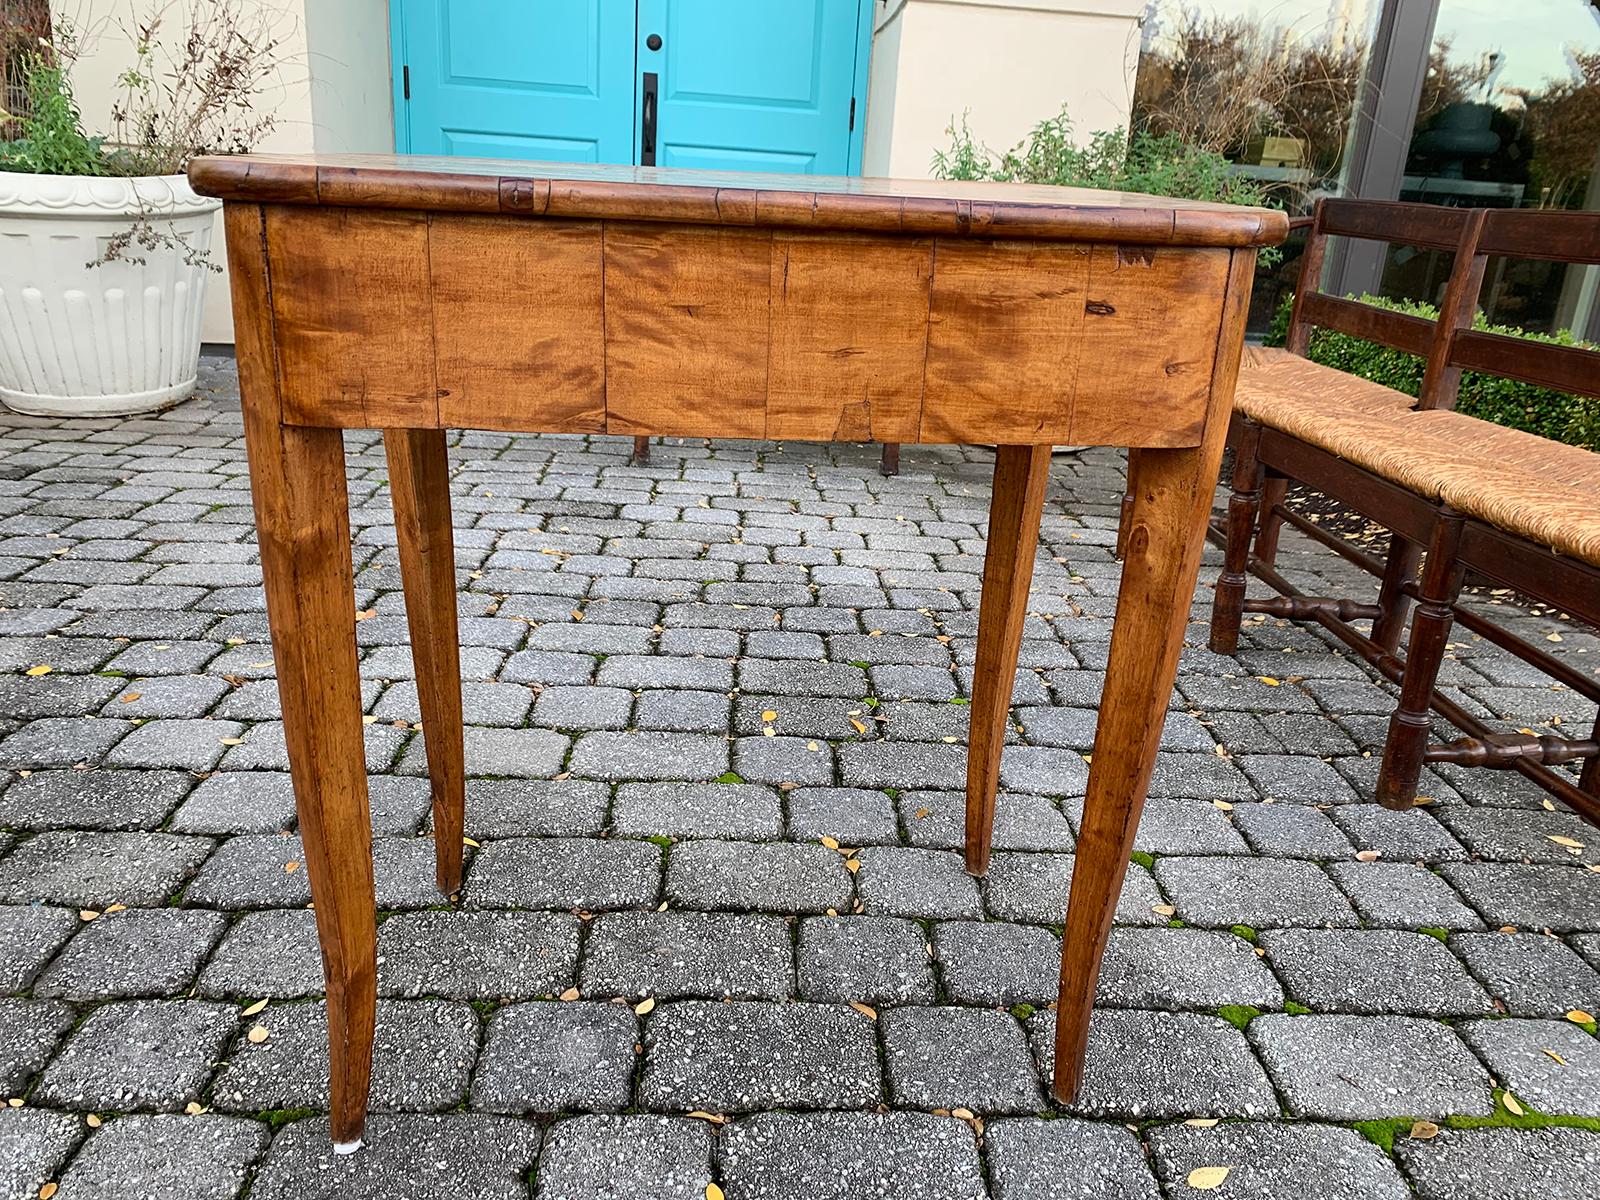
0 172 221 417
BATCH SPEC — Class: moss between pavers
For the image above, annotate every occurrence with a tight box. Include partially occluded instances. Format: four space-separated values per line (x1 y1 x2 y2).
1283 1000 1312 1015
1230 924 1258 943
1128 851 1155 870
257 1106 317 1131
714 771 744 785
1417 926 1450 943
1215 1005 1261 1032
1350 1092 1600 1157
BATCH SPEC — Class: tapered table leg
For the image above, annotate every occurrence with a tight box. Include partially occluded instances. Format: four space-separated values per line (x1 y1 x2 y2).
1052 444 1225 1102
243 408 375 1151
385 429 466 894
965 444 1053 876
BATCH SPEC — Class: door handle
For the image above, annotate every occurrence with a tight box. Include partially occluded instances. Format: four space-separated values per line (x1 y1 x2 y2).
641 72 658 166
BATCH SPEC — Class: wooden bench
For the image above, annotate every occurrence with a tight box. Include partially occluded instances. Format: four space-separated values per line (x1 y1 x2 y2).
1208 199 1600 824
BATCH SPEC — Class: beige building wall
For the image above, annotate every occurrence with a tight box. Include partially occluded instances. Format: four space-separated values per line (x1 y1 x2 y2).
51 0 1140 343
862 0 1144 177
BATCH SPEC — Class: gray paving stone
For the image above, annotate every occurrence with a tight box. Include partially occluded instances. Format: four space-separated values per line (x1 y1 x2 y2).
718 1111 986 1200
232 719 408 774
582 910 792 1000
640 999 881 1112
613 782 782 840
634 688 731 733
1028 1008 1279 1119
1097 927 1283 1009
102 717 243 771
0 718 132 768
786 786 900 846
0 767 193 830
597 655 733 691
1438 807 1600 867
732 734 836 786
1250 1013 1494 1118
377 910 581 999
97 672 231 719
882 1005 1043 1112
0 904 77 990
1230 801 1354 859
465 837 661 910
1459 1018 1600 1116
249 1114 541 1200
1067 796 1247 856
984 852 1167 926
34 908 226 1000
531 684 632 730
534 1115 713 1200
935 919 1059 1006
984 1117 1160 1200
0 998 74 1094
213 998 478 1113
54 1113 268 1200
34 999 235 1110
184 834 445 910
796 915 937 1005
166 770 297 834
458 778 610 837
0 672 121 718
666 839 850 913
838 741 966 789
405 725 567 779
470 1001 637 1113
1450 932 1600 1017
1394 1126 1600 1200
0 830 212 906
1328 860 1488 930
196 909 325 999
1330 804 1468 862
1439 862 1600 932
1261 928 1493 1015
381 679 534 728
569 732 729 782
856 846 981 919
904 790 1075 852
1154 856 1358 928
1145 752 1258 801
1239 754 1362 804
738 659 868 698
1146 1121 1411 1200
0 1109 83 1200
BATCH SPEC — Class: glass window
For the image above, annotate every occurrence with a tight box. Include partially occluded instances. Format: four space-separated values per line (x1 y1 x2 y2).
1385 0 1600 337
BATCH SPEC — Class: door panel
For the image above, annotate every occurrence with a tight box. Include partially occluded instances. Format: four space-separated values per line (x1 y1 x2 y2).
398 0 636 164
638 0 863 174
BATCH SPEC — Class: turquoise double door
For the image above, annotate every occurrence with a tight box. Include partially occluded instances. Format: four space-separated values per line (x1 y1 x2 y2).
392 1 872 174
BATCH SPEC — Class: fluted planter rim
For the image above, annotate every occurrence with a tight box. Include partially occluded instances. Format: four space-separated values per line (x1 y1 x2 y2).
0 170 221 219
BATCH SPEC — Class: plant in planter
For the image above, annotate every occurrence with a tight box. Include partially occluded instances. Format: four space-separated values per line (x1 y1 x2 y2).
0 6 283 417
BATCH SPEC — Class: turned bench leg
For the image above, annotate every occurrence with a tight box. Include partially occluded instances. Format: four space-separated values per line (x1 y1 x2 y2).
244 410 376 1152
632 435 651 465
880 443 900 476
1208 420 1263 655
964 444 1052 876
1254 475 1289 565
1371 531 1422 655
1377 510 1465 809
385 429 466 895
1054 443 1224 1103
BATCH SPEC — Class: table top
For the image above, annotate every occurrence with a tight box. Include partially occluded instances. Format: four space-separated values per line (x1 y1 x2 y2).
189 153 1288 249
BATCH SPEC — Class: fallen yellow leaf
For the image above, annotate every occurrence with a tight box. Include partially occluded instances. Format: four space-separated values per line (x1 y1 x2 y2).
850 719 869 736
284 861 299 874
559 987 581 1001
1151 903 1176 916
1185 1118 1219 1127
220 737 244 746
1542 1048 1567 1066
1502 1092 1524 1116
104 904 125 914
463 836 481 848
821 836 840 850
24 665 51 676
247 1025 270 1044
1567 1009 1595 1024
40 1182 57 1199
1187 1166 1231 1190
806 741 820 751
1355 850 1382 862
951 1107 974 1120
119 692 141 704
1212 800 1233 811
184 1102 206 1115
1256 676 1280 686
241 999 268 1017
1409 1120 1440 1140
78 910 99 922
849 1001 878 1020
845 859 861 873
761 710 778 723
1547 835 1584 849
706 1185 725 1200
85 1114 101 1128
686 1111 728 1125
634 997 656 1016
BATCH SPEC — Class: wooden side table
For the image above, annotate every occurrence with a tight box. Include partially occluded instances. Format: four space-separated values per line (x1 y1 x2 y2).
190 154 1284 1150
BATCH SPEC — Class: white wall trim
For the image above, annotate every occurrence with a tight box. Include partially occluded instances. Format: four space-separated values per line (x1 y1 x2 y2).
908 0 1145 18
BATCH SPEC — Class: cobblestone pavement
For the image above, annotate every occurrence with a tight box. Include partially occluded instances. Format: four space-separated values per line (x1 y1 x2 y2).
1 359 1598 1199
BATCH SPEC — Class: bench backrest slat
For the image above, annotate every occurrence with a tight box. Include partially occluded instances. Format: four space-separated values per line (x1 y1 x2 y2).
1477 209 1600 265
1317 200 1476 252
1297 293 1435 357
1450 330 1600 400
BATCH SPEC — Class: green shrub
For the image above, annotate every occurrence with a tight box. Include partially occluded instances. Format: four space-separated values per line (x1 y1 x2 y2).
1266 292 1600 450
934 108 1282 266
0 53 106 177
